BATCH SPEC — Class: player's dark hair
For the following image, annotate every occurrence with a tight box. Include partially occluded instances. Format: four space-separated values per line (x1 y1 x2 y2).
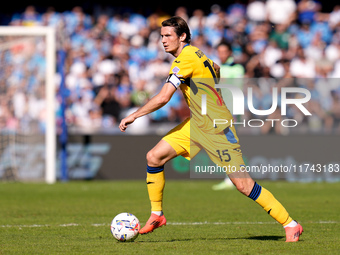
162 16 191 44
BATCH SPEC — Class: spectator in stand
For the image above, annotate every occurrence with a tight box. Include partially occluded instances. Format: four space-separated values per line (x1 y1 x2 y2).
175 6 189 22
269 23 290 50
328 5 340 31
204 8 226 48
188 9 206 39
265 0 297 26
325 35 340 64
65 61 92 101
91 14 111 41
63 6 92 35
246 0 267 25
248 21 270 54
297 0 321 25
20 6 42 26
289 45 316 78
226 18 249 64
42 7 62 27
304 31 324 62
226 0 247 27
191 33 214 59
93 82 120 125
116 74 133 115
131 79 150 107
296 79 334 133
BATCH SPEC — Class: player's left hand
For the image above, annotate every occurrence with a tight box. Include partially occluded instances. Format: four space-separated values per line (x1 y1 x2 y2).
119 115 136 132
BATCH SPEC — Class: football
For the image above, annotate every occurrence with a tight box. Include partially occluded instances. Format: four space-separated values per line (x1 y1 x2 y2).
110 213 140 242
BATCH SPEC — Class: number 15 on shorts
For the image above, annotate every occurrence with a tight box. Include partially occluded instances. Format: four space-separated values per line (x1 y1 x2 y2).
216 149 231 162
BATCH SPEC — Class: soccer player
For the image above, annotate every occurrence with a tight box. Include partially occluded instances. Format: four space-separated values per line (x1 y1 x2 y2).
119 16 303 242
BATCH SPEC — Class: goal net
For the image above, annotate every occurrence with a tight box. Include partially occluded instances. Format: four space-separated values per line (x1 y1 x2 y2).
0 26 56 183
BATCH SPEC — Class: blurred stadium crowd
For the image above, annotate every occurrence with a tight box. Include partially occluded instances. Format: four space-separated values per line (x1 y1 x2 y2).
1 0 340 135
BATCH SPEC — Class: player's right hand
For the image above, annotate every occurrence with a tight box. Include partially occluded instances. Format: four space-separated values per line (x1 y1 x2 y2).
119 115 136 132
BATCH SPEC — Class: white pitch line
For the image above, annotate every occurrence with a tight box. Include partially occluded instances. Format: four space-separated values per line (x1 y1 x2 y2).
0 224 49 228
0 221 338 228
60 223 79 227
91 223 107 227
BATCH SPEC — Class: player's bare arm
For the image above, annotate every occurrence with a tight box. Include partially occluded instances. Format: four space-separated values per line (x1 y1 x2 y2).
119 82 176 132
213 62 220 79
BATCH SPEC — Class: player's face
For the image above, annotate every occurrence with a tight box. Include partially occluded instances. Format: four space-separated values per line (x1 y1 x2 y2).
161 26 181 56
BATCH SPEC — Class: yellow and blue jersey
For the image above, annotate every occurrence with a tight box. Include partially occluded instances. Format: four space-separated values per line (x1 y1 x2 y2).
163 45 243 168
167 44 234 134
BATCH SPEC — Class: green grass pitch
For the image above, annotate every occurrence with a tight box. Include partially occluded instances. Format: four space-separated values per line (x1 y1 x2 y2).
0 180 339 254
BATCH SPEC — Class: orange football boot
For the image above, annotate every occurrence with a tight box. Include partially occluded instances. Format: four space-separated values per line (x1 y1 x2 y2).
139 213 167 234
285 222 303 242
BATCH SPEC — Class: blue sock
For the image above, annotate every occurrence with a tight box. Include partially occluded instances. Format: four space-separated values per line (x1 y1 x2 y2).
147 165 164 173
248 182 262 201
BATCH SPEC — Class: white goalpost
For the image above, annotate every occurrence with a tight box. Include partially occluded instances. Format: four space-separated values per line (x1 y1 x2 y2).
0 26 56 184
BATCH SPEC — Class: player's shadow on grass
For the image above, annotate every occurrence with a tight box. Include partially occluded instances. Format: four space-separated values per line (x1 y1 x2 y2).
138 235 284 242
245 235 283 241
